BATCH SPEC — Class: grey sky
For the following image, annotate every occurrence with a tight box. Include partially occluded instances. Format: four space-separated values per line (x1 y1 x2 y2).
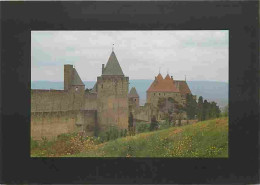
31 30 228 82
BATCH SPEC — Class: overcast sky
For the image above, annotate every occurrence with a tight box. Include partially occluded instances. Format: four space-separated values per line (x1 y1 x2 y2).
31 30 228 82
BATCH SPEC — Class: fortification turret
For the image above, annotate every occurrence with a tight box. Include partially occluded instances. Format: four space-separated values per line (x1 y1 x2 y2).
96 50 129 131
64 64 85 93
128 87 139 107
64 64 73 91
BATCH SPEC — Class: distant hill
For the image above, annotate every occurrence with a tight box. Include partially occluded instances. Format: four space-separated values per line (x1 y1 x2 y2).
31 80 228 108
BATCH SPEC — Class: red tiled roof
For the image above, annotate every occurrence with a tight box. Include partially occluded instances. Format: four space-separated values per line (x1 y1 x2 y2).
147 74 179 93
157 73 163 81
165 74 171 80
175 80 192 95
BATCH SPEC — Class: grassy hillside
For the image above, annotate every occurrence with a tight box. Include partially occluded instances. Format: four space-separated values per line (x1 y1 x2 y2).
69 117 228 158
31 117 228 158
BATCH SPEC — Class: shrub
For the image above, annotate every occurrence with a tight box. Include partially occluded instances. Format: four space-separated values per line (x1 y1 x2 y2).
31 132 101 157
31 138 39 150
98 126 126 142
136 122 150 133
150 116 159 131
128 112 135 136
158 121 171 130
124 129 128 137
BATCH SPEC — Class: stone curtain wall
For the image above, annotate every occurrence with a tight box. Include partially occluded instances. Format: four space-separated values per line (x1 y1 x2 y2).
31 89 95 140
31 89 85 112
133 104 152 122
31 111 78 140
84 93 97 110
83 110 97 136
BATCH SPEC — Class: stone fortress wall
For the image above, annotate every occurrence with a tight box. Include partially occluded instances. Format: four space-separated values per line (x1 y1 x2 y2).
31 65 98 140
31 51 193 140
31 51 130 140
31 89 98 140
132 103 152 122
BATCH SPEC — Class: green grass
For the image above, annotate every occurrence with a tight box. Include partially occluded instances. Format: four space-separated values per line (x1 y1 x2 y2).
68 117 228 158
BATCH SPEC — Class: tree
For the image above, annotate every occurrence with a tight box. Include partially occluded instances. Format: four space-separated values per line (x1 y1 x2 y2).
222 105 228 117
157 97 166 110
150 116 159 131
209 102 217 118
186 94 197 120
128 112 135 136
195 96 222 121
202 100 210 120
197 96 204 121
216 105 221 118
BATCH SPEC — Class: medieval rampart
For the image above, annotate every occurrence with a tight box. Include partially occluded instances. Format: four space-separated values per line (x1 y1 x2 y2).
133 103 152 122
84 93 97 110
31 89 84 112
31 110 78 140
31 89 97 140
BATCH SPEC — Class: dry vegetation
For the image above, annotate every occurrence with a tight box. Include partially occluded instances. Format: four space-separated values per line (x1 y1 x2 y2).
31 117 228 158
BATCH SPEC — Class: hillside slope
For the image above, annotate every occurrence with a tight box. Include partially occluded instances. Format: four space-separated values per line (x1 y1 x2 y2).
71 117 228 158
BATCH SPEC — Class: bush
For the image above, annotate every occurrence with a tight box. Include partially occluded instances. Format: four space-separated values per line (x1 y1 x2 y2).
31 138 39 150
31 132 101 157
158 121 171 130
98 126 127 142
128 112 135 136
57 132 77 141
136 122 150 133
150 116 159 131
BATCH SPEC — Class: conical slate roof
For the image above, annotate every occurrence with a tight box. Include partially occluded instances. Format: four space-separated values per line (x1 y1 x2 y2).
71 68 84 86
102 51 124 76
128 87 139 98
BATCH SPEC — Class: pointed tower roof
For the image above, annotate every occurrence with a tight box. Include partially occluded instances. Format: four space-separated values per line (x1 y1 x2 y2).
102 51 124 76
175 80 192 95
147 74 179 93
157 73 163 81
165 74 171 80
128 87 139 98
71 68 85 86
